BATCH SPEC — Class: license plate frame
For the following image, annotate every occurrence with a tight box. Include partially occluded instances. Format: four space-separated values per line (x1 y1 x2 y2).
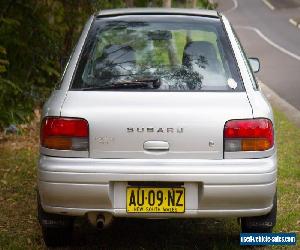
126 186 185 213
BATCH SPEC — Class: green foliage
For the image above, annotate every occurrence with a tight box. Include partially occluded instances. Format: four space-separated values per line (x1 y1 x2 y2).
0 0 213 129
198 0 217 9
0 0 94 128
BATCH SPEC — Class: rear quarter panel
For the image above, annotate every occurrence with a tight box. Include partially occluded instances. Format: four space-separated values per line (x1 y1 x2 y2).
221 15 274 122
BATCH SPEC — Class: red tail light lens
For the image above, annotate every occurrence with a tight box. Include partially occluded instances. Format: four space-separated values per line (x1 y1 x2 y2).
224 118 274 152
41 117 89 150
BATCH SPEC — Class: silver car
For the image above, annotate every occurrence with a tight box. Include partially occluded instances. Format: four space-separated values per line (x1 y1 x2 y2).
37 8 277 246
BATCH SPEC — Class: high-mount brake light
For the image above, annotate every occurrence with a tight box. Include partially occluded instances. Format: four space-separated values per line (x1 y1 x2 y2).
224 118 274 152
41 117 89 151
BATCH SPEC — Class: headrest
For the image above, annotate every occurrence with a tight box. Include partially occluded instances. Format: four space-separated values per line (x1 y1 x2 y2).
182 41 218 68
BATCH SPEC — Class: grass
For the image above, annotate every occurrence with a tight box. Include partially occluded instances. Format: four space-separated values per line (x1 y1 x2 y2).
0 109 299 249
273 110 300 235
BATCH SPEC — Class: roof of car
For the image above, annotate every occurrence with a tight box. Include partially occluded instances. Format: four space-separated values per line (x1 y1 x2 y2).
96 8 219 18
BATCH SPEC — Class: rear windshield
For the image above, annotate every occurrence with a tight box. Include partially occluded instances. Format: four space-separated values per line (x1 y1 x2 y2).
71 15 243 91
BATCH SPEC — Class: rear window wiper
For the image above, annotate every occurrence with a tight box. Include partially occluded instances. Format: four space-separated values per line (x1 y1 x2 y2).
80 78 161 91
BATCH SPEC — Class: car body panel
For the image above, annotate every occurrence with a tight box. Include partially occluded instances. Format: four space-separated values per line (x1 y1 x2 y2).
58 15 94 93
59 91 253 159
221 16 274 120
42 90 67 117
38 154 276 217
39 9 277 219
95 8 219 18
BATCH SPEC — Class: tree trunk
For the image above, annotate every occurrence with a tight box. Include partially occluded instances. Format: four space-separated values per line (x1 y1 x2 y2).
167 41 179 66
191 0 197 8
162 0 178 65
185 0 197 44
163 0 171 7
125 0 134 7
185 0 197 8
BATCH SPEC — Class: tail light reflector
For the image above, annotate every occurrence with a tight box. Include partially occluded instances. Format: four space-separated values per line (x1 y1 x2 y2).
224 119 274 152
41 117 89 150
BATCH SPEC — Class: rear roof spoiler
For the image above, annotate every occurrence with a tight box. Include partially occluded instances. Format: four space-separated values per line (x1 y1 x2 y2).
95 8 220 19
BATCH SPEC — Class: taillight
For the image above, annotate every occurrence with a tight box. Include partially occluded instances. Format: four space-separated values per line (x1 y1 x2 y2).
224 118 274 152
41 117 89 151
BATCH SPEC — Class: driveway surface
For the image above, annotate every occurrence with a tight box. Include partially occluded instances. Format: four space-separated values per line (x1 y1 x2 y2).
216 0 300 110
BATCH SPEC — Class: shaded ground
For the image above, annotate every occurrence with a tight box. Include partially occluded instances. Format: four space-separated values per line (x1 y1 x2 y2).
68 217 240 249
216 0 300 110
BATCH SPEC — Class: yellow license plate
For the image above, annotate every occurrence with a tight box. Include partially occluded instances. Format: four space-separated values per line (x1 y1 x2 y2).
126 187 185 213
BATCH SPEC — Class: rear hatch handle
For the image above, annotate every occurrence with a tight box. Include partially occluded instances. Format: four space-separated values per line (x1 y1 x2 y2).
143 141 169 151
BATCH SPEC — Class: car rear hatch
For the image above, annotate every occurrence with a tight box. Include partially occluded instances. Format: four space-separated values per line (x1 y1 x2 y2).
60 91 253 159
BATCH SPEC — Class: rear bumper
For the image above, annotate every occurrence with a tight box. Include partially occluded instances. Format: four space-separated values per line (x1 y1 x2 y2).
38 154 277 218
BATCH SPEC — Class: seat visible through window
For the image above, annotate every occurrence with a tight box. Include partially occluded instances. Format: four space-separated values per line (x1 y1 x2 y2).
182 41 226 88
182 41 221 72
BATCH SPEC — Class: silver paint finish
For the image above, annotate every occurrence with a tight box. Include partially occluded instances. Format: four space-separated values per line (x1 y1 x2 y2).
221 15 274 120
96 8 219 18
60 91 252 159
38 10 277 219
42 205 273 218
39 154 276 177
143 141 170 151
38 154 277 217
42 16 93 118
40 147 88 158
39 179 275 217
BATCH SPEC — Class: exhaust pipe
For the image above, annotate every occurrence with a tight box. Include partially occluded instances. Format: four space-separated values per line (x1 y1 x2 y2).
87 212 113 229
96 214 105 230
